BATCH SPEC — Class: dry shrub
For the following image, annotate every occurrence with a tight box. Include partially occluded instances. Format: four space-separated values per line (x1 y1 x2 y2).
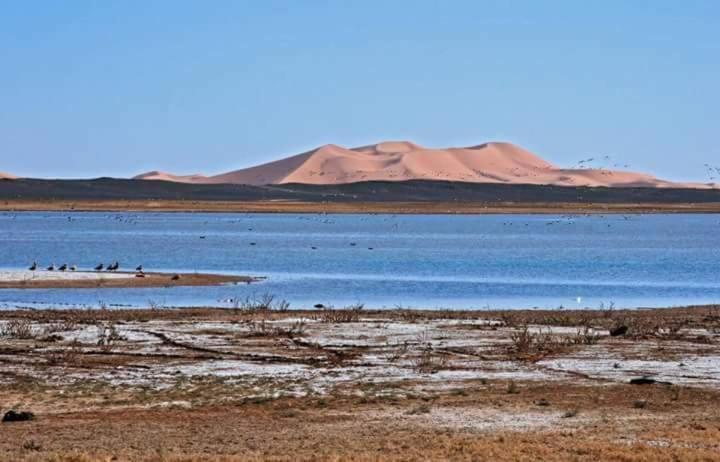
385 340 409 363
569 326 601 345
0 318 35 339
96 321 124 351
316 304 364 323
242 319 306 338
509 325 598 358
409 329 448 373
46 339 82 366
42 317 79 335
232 293 290 311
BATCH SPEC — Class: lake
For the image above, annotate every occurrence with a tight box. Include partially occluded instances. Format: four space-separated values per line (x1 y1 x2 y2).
1 211 719 310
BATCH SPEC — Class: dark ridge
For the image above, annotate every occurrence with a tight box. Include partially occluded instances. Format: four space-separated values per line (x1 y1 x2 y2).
0 178 719 204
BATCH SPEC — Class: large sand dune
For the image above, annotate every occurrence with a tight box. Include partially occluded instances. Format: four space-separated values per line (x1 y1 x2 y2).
133 141 712 188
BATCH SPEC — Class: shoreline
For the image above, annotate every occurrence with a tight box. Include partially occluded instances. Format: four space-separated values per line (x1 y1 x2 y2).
2 199 720 214
1 303 716 317
0 270 255 289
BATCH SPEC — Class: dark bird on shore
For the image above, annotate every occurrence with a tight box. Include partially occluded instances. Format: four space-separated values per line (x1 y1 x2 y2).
171 274 180 281
94 263 104 271
107 262 119 271
136 265 143 272
29 262 37 271
58 264 68 271
70 265 77 271
47 263 55 271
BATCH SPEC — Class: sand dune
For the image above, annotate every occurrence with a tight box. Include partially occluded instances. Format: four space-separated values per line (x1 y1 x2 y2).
0 172 17 180
133 141 712 188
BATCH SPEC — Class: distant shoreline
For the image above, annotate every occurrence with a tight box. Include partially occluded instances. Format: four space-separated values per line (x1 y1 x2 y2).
2 199 720 214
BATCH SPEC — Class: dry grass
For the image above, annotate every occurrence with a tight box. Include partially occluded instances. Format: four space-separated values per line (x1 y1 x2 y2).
0 318 35 338
314 304 365 323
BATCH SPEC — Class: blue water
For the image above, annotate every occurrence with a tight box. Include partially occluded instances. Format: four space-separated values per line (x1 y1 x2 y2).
0 211 719 309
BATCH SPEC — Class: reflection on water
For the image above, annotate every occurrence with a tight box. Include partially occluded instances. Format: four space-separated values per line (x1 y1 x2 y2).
0 211 719 309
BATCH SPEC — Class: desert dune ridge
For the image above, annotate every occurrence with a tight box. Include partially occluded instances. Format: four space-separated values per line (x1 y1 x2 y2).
133 141 713 189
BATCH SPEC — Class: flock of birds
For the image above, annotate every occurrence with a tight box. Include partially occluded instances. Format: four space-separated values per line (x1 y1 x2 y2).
28 261 145 276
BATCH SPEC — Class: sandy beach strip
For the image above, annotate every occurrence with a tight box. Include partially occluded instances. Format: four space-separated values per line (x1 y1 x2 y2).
2 199 720 214
0 270 255 289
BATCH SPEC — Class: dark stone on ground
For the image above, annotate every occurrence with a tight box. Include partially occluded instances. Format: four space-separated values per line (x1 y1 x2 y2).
630 377 672 386
610 325 629 336
2 410 35 422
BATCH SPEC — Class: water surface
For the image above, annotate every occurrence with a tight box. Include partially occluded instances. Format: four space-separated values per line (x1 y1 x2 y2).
1 212 719 309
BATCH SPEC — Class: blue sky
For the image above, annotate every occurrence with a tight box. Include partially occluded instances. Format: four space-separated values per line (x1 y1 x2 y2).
1 1 718 180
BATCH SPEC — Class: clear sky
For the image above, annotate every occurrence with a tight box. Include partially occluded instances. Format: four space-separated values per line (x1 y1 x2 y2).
1 1 718 181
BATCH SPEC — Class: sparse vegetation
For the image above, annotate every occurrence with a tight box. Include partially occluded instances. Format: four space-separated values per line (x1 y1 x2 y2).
96 321 124 351
0 305 719 460
0 318 35 339
232 293 291 311
412 343 448 373
316 304 364 323
242 319 306 338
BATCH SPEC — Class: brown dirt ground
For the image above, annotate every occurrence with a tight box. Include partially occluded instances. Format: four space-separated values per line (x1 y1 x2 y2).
1 306 720 461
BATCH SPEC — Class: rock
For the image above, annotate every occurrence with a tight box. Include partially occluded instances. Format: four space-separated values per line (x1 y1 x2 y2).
610 325 629 336
171 274 181 281
314 304 325 309
2 410 35 422
630 377 657 385
40 334 63 343
629 377 672 386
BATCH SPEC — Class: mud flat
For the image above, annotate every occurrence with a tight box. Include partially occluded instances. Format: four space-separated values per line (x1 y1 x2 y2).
1 305 719 460
0 270 254 289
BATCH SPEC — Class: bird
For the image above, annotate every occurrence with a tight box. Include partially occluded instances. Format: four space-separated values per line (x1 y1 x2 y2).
58 264 67 271
94 263 104 271
29 262 37 271
171 274 180 281
107 262 119 272
46 263 55 271
135 265 143 272
70 265 77 271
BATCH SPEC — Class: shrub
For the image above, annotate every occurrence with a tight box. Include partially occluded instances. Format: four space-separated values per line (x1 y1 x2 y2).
316 304 364 323
0 318 35 339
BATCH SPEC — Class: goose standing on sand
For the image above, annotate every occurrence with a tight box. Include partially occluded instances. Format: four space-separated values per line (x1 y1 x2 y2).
94 263 104 271
46 263 55 271
29 262 37 271
135 265 143 272
59 263 68 271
